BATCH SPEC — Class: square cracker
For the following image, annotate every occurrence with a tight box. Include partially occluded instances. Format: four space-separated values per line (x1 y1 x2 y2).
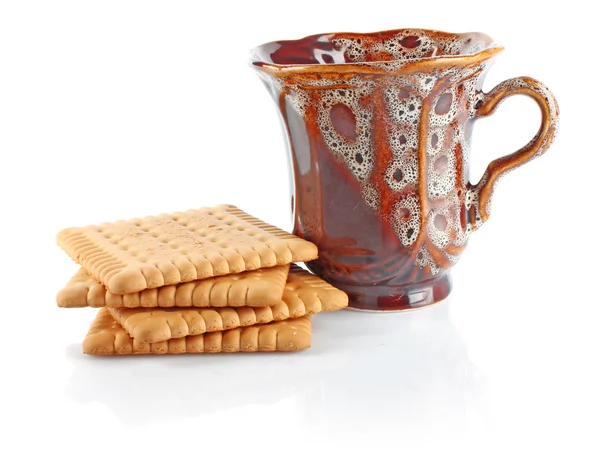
57 265 290 308
83 308 311 355
57 204 318 295
108 265 348 343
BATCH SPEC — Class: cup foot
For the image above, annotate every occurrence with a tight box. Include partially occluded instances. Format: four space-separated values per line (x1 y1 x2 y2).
333 273 452 312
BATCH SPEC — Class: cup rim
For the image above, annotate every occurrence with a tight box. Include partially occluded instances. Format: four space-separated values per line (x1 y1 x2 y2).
250 28 503 71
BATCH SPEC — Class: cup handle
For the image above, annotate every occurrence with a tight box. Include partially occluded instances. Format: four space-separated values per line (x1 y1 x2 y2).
468 76 559 230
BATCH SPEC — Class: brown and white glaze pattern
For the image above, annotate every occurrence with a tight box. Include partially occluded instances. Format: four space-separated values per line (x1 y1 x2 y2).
252 29 559 310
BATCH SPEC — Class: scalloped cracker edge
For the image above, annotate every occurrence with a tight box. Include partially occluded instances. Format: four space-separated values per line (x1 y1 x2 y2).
107 265 348 343
57 265 290 308
83 308 311 355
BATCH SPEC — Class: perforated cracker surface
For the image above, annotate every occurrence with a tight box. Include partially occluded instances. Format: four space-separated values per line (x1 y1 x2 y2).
107 265 347 343
83 309 311 355
57 265 290 308
57 204 318 294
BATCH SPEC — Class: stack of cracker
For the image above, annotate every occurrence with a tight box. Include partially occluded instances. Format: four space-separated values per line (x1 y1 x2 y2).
56 204 348 355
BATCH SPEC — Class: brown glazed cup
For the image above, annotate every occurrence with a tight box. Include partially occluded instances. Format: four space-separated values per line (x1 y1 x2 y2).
251 29 559 311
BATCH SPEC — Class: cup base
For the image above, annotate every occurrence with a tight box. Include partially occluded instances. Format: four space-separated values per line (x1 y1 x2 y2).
334 273 452 312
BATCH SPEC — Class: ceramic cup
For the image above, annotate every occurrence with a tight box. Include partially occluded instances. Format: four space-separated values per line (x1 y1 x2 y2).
251 28 559 311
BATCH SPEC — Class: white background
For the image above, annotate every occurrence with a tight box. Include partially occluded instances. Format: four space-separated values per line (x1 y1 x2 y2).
1 1 598 473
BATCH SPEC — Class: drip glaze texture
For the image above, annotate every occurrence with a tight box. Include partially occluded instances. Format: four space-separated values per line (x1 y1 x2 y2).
252 28 559 311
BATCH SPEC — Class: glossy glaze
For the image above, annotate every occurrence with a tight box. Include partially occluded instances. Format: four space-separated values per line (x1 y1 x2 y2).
252 29 559 311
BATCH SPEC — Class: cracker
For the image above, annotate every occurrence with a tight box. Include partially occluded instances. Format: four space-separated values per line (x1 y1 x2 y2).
83 308 311 355
57 204 318 294
57 265 290 308
107 265 348 343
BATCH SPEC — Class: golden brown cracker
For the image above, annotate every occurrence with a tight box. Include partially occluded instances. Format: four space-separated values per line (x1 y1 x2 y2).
284 264 348 315
107 265 348 343
83 308 311 355
57 204 318 294
57 265 290 308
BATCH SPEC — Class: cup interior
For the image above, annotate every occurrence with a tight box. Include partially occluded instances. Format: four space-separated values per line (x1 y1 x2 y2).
252 29 495 66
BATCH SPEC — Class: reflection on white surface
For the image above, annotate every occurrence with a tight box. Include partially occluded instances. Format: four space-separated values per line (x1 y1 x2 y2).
65 299 487 434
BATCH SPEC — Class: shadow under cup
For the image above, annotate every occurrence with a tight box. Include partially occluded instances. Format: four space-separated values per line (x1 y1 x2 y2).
251 29 559 311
